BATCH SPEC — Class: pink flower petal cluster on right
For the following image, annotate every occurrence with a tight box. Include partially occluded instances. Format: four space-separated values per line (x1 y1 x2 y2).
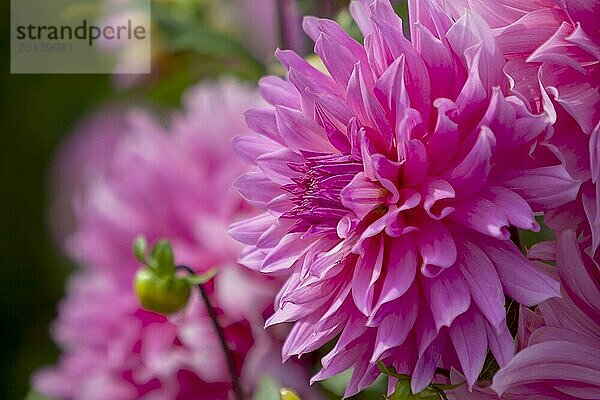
230 0 599 398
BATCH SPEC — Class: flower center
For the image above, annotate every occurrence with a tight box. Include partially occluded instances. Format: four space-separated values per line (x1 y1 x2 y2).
282 153 363 234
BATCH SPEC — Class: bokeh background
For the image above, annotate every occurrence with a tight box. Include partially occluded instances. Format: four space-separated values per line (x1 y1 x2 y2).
1 1 408 398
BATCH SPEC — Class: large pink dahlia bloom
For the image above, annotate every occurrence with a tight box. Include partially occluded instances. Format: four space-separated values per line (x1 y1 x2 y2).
34 80 318 400
491 230 600 399
231 0 564 395
438 0 600 255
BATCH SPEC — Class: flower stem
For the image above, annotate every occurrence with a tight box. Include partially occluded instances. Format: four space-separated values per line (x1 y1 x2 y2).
177 265 245 400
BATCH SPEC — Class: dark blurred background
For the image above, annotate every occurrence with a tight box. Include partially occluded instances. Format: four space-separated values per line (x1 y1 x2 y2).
1 3 113 396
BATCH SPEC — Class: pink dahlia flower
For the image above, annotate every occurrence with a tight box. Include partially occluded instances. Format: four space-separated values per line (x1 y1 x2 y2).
491 230 600 399
34 80 319 399
231 0 564 395
437 0 600 255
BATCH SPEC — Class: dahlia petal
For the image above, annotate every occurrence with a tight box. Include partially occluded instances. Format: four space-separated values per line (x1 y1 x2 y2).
421 178 456 220
486 186 539 231
256 148 303 185
401 139 430 186
412 333 446 393
413 219 458 275
480 88 547 152
373 56 410 131
498 165 581 211
458 241 506 330
422 266 471 331
414 22 457 100
408 0 453 44
369 283 419 328
370 154 401 201
312 340 370 383
540 63 600 134
231 135 282 164
373 236 418 310
315 33 362 90
566 0 600 40
442 126 495 199
449 308 488 389
229 212 275 246
492 341 600 396
480 237 561 306
345 357 379 398
275 106 335 153
427 99 460 175
485 320 515 368
371 297 418 361
352 235 385 315
244 109 281 143
582 182 600 255
303 16 369 66
528 22 591 73
493 9 565 59
527 240 557 261
449 197 511 240
347 63 393 144
258 75 301 109
446 11 499 81
261 233 315 273
341 172 385 218
349 0 373 36
370 15 431 115
591 123 600 184
275 49 338 94
235 170 281 209
556 229 600 322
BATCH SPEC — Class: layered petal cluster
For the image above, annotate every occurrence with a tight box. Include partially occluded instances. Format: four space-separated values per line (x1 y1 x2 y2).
231 0 563 395
491 230 600 399
439 0 600 255
33 80 317 400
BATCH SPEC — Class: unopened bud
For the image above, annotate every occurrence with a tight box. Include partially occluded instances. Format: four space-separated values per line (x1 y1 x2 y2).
134 267 191 315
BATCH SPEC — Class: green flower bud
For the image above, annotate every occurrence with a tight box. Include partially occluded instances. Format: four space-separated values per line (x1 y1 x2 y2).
280 388 301 400
134 267 191 314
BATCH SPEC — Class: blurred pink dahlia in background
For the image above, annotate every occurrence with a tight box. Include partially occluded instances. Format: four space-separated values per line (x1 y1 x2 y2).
33 79 318 400
230 0 570 396
438 0 600 255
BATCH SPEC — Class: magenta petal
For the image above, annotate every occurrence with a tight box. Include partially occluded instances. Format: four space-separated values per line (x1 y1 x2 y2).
374 236 417 310
275 106 334 153
442 127 495 199
485 320 515 368
229 212 275 246
259 75 301 109
421 178 456 220
412 333 446 394
449 197 511 240
449 308 488 389
231 135 282 164
498 165 582 211
341 172 384 218
421 266 471 331
244 109 281 144
492 341 600 396
413 219 458 275
556 229 600 323
352 235 385 316
458 241 506 330
480 237 561 306
371 298 418 362
235 170 281 209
